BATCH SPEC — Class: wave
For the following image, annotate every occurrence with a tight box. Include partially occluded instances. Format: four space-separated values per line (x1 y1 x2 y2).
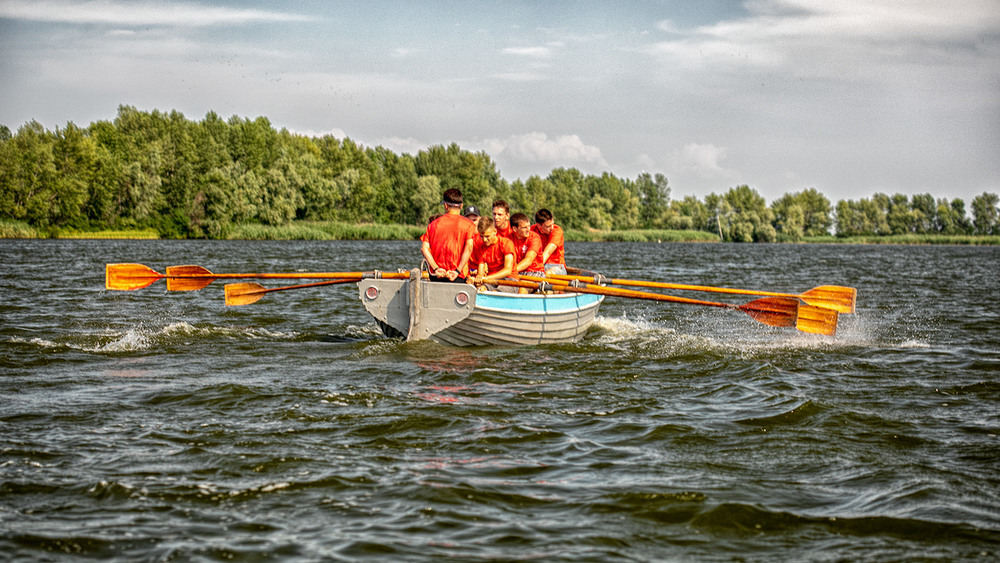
5 322 301 355
589 312 932 356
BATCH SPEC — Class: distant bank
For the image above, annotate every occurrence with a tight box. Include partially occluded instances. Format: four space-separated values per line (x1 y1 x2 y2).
3 219 998 245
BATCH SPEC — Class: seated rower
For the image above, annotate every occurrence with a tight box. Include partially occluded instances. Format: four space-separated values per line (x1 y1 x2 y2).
420 188 476 282
492 199 514 240
469 216 518 292
510 212 545 293
531 208 567 275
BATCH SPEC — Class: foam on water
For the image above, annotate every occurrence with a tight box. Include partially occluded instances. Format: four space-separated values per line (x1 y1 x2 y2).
6 321 301 354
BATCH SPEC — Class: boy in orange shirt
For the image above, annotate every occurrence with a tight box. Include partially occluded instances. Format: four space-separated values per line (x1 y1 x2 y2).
469 216 517 290
510 213 544 276
531 208 566 275
492 199 514 240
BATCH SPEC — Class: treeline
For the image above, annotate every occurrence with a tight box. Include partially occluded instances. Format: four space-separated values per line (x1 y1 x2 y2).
2 105 998 240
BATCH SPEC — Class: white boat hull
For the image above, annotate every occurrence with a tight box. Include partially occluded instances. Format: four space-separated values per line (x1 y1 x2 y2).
358 275 603 346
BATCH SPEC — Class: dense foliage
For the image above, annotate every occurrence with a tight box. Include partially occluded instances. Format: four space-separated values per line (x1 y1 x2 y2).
2 106 998 240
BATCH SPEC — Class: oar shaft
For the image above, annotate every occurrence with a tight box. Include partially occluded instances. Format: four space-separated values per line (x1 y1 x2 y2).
547 274 856 314
497 278 741 310
224 279 357 306
549 273 795 299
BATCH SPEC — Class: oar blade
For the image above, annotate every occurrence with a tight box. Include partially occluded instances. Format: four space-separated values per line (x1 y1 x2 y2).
795 303 839 336
165 265 215 291
224 282 267 306
800 285 857 314
738 297 798 328
105 263 161 291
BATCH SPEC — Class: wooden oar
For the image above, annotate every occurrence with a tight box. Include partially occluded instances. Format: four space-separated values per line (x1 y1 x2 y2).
491 278 838 335
165 265 377 291
224 279 356 306
105 263 164 291
548 273 856 314
105 263 411 291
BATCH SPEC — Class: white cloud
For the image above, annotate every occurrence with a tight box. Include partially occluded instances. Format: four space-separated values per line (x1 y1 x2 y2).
649 0 1000 76
492 72 546 82
374 136 427 155
479 132 608 171
0 0 314 27
293 127 348 140
670 143 732 179
392 48 417 58
503 46 553 58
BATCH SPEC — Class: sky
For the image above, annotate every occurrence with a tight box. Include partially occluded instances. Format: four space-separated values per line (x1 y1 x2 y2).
1 0 999 204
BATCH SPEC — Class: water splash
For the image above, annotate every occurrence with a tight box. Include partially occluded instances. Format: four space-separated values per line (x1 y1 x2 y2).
5 322 301 355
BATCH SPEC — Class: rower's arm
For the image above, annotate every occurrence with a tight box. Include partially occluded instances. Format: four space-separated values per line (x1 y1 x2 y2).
541 242 557 264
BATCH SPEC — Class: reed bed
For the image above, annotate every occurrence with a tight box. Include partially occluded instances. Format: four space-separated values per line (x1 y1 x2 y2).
0 221 39 238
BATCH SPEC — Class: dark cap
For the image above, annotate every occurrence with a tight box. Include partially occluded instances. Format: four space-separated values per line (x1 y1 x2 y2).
463 205 481 218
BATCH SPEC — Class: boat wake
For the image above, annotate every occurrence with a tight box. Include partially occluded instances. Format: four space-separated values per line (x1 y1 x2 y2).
6 322 301 354
589 311 928 356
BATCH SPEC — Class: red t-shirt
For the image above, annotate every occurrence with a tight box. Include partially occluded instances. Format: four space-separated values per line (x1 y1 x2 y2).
531 223 565 265
471 236 518 279
421 213 476 276
496 222 514 241
512 230 544 273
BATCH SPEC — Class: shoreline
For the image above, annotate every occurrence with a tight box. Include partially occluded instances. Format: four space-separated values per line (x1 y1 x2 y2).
3 220 998 245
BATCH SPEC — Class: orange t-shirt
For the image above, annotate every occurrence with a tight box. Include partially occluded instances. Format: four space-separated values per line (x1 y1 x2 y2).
471 236 518 279
496 222 514 241
421 213 476 276
512 230 544 273
531 223 565 265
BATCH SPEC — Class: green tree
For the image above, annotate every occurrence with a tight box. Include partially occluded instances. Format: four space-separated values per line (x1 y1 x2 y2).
720 185 774 242
545 168 586 229
411 175 442 224
414 143 505 210
0 121 59 225
971 192 999 235
910 193 936 234
634 172 670 228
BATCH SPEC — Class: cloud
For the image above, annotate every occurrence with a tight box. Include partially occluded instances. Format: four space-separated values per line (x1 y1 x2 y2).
669 143 732 179
293 127 348 140
392 48 417 58
492 71 546 82
478 132 608 172
503 46 553 58
0 0 315 27
648 0 1000 76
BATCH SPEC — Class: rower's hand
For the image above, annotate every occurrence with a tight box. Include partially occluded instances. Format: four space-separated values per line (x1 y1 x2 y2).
432 267 446 278
445 270 459 281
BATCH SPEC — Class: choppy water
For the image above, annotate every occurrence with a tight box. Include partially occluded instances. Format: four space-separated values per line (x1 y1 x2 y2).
2 239 999 561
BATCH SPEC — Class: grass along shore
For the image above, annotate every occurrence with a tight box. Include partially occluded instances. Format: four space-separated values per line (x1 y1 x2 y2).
3 219 998 244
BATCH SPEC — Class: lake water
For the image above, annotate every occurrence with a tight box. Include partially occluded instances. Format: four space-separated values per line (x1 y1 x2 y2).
2 239 999 561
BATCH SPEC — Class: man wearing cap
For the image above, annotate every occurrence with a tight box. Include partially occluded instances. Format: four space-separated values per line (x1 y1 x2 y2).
420 188 477 282
462 205 481 224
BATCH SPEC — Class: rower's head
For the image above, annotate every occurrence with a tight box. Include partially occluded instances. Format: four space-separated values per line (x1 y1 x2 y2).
534 208 555 235
492 199 510 229
511 213 531 239
477 216 499 247
442 189 463 212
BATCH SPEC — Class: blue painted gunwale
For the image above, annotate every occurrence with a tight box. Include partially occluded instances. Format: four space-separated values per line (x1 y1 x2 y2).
473 290 603 314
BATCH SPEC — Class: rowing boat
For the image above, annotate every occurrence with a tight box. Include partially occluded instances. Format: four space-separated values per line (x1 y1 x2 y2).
359 270 604 346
